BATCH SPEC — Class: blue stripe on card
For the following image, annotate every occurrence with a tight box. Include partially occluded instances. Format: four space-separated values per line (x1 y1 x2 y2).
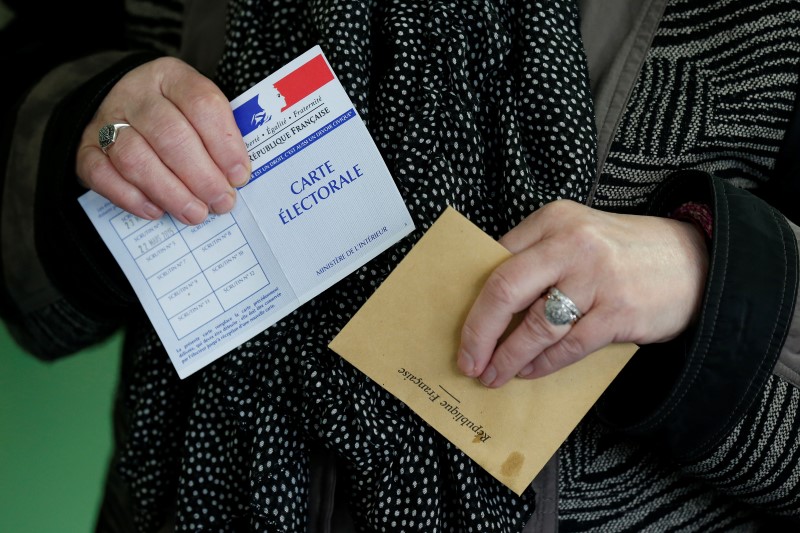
248 109 357 183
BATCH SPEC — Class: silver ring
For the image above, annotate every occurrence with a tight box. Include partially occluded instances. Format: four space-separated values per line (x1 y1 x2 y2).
544 287 582 326
98 122 131 154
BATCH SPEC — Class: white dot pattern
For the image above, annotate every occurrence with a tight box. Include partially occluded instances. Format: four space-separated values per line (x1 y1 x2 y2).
120 1 597 531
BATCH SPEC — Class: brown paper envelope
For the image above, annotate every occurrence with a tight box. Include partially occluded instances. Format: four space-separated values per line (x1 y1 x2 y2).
329 206 637 495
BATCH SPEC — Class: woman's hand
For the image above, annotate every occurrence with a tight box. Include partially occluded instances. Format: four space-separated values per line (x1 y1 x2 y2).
76 57 251 225
457 200 709 387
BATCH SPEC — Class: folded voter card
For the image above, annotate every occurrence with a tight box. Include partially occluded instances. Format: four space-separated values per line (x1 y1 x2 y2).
80 46 414 378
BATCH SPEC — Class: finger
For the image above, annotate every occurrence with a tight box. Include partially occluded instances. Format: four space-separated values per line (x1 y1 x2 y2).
104 125 209 225
457 240 563 378
130 94 237 215
498 200 582 253
162 68 251 187
476 297 571 388
517 311 615 379
498 210 547 253
77 145 164 220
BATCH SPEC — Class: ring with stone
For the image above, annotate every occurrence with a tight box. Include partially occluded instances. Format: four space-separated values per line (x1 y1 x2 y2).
543 287 582 326
98 122 131 154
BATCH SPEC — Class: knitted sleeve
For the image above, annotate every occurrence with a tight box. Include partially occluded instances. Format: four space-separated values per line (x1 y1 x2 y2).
596 170 800 522
679 219 800 520
682 374 799 518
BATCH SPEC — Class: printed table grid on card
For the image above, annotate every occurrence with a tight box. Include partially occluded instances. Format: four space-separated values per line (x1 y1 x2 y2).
111 210 270 339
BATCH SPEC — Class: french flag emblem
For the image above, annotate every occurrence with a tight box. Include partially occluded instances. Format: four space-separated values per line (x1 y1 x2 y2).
232 54 335 137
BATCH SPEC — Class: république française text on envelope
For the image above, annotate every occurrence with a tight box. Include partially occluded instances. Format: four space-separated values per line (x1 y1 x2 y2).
330 207 637 495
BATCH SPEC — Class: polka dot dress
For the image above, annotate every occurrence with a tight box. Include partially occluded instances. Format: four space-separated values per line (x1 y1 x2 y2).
119 1 597 531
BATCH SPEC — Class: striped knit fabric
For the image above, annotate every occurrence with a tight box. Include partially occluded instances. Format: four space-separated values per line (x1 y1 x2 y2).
559 0 800 530
593 0 800 212
559 375 800 531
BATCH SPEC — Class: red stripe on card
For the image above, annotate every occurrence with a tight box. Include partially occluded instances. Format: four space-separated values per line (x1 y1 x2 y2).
274 55 335 112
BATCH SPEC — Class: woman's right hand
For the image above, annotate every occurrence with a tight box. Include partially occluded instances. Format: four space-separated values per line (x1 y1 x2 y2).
76 57 251 225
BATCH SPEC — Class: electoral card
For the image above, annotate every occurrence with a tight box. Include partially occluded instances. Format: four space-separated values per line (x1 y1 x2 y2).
79 46 414 378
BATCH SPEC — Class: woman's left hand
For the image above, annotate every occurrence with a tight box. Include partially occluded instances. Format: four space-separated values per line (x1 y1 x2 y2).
457 200 710 387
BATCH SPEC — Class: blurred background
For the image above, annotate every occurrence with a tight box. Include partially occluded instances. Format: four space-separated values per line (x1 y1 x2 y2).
0 326 122 532
0 2 121 531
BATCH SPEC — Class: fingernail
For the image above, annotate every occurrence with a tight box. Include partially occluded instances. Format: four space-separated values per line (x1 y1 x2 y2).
479 365 497 387
517 362 535 378
228 163 251 187
142 202 163 220
181 200 208 225
457 349 475 376
209 191 235 214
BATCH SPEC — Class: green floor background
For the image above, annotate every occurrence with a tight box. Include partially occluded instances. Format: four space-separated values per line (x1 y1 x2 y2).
0 324 122 533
